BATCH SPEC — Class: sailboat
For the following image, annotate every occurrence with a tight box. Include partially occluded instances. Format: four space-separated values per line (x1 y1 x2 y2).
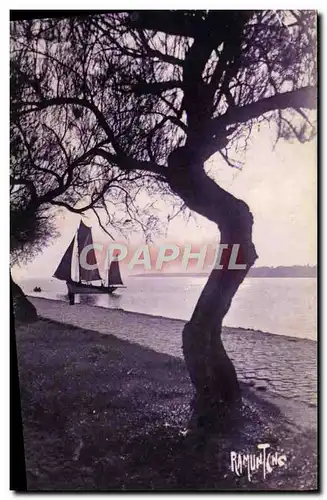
53 220 125 296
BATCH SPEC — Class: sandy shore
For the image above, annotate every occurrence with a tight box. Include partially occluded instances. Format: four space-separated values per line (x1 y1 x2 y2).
14 317 317 490
27 296 317 409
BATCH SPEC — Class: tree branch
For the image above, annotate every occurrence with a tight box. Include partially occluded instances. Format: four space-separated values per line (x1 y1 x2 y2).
13 97 125 156
212 85 317 133
91 207 115 240
137 29 184 66
91 148 168 178
128 11 203 38
10 177 37 200
131 80 182 95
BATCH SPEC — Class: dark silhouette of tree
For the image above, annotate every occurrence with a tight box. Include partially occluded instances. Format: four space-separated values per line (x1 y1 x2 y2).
10 11 317 426
10 31 179 263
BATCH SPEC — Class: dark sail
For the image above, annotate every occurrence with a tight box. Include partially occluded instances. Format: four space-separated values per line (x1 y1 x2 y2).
77 221 102 282
108 260 123 286
53 237 75 281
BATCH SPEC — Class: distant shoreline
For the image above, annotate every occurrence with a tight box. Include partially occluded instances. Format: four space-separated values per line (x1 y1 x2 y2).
131 269 317 279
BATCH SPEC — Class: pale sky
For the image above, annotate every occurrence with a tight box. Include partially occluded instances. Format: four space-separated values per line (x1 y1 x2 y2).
12 124 317 280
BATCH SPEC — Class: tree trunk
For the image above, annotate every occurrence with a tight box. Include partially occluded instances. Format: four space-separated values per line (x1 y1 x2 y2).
11 273 38 323
167 147 258 426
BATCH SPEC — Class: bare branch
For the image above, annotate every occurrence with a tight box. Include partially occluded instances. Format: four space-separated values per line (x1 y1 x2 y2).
92 148 168 178
131 80 182 95
211 85 317 136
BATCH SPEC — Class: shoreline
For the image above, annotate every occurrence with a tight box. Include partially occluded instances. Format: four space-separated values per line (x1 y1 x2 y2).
27 295 316 345
14 317 317 490
26 296 317 410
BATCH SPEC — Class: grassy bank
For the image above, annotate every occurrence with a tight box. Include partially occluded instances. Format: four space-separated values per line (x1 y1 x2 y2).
14 318 317 491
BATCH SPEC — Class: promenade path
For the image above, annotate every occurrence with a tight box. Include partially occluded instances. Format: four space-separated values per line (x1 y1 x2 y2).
27 297 317 409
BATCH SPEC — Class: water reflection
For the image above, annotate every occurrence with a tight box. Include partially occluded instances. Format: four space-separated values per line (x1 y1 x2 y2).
108 292 122 301
72 292 124 308
24 276 317 340
76 294 98 306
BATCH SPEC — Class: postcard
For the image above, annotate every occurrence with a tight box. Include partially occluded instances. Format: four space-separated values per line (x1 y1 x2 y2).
10 9 317 491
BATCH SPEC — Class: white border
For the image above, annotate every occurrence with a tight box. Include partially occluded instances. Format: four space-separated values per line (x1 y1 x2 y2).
3 4 324 498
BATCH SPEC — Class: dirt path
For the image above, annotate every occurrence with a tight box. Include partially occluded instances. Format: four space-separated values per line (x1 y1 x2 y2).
28 297 317 407
14 318 317 491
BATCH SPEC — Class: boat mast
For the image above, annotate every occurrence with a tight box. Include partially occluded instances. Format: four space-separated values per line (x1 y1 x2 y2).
75 234 79 282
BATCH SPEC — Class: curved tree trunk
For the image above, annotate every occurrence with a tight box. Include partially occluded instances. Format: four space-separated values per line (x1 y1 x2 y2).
167 148 258 426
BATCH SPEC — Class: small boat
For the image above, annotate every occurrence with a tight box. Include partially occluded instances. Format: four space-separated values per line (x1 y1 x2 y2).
53 220 125 303
33 286 42 292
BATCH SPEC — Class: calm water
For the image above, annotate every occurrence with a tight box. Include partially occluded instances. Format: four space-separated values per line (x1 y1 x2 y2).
18 276 317 341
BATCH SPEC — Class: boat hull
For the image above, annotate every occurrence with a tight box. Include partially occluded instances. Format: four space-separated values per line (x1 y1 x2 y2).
66 280 125 295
